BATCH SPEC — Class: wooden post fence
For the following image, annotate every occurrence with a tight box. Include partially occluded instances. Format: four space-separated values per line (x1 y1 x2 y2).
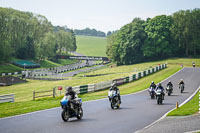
33 88 56 100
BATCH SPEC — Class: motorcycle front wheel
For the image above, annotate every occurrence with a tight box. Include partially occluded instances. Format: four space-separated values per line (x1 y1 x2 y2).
181 88 183 93
61 110 69 122
111 102 114 109
77 107 83 119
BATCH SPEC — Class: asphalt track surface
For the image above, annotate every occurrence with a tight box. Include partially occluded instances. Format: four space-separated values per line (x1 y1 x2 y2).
1 67 200 133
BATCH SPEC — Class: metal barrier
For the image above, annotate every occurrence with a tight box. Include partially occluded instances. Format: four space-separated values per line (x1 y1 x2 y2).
0 94 14 103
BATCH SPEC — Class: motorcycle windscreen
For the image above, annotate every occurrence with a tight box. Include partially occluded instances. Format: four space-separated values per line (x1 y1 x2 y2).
61 96 68 106
108 90 116 97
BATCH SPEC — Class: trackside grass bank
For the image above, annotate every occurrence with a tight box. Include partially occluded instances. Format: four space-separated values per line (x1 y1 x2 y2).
167 89 199 116
76 35 107 57
0 64 23 75
0 65 181 118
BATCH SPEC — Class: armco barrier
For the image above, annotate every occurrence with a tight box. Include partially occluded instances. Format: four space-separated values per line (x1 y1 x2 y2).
133 74 136 80
94 80 112 91
80 85 88 94
0 94 14 103
72 86 80 94
77 64 167 95
88 84 95 92
114 78 126 86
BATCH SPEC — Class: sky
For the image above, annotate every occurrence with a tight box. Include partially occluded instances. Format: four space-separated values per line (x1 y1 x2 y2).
0 0 200 33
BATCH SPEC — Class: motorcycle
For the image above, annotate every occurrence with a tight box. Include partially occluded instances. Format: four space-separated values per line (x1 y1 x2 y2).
156 88 163 104
108 90 120 109
60 95 83 122
148 87 156 99
166 85 173 96
180 84 184 93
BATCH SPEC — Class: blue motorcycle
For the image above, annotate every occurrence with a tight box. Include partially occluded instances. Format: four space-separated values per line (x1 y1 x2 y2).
60 95 83 122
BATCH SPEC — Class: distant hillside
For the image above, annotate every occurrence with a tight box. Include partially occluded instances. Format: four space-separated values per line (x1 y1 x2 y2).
74 28 106 37
76 35 107 57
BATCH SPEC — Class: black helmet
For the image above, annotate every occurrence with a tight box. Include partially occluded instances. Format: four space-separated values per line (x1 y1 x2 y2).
67 86 72 92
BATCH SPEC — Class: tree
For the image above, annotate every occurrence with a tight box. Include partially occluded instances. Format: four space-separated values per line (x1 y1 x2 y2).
143 15 173 59
170 9 200 56
38 32 57 60
106 18 146 65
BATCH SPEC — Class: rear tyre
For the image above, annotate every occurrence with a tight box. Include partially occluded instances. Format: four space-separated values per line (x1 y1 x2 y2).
157 98 159 104
160 99 163 104
61 110 69 122
151 94 154 99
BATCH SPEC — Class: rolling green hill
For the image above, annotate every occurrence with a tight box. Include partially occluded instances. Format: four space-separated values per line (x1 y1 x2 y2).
76 35 107 57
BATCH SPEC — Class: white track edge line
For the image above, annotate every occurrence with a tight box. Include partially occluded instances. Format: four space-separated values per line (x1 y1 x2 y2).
135 85 200 133
0 67 183 120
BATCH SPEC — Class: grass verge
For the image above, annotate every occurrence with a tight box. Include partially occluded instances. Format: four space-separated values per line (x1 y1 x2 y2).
167 89 199 116
39 59 61 68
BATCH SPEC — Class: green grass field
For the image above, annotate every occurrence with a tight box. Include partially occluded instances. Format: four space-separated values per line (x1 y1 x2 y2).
39 59 61 68
40 59 78 68
167 89 199 116
57 59 78 66
0 64 23 74
76 35 107 57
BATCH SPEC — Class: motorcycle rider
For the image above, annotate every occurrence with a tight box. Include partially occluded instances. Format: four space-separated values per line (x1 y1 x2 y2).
179 79 185 89
192 61 195 67
150 81 156 89
65 86 78 114
109 82 121 104
167 80 173 92
156 83 165 100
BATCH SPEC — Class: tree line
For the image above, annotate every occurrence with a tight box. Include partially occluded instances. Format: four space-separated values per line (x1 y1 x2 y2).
74 28 106 37
106 8 200 65
0 7 76 64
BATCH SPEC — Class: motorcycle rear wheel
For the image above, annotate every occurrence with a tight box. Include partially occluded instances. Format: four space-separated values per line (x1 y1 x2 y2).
157 98 159 104
151 94 154 99
181 88 183 93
